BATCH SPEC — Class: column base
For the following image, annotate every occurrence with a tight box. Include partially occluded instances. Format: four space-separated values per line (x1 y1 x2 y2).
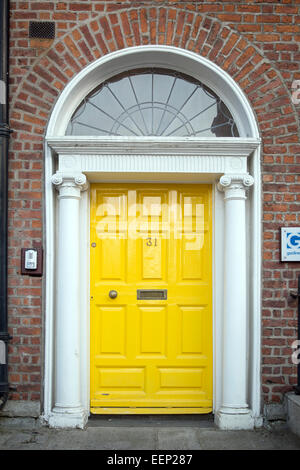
48 406 88 429
215 408 254 430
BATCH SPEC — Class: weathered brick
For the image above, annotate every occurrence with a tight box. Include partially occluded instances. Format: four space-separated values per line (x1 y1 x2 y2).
7 1 300 407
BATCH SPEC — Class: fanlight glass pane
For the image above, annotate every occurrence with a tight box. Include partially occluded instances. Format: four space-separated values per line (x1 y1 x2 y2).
66 69 239 137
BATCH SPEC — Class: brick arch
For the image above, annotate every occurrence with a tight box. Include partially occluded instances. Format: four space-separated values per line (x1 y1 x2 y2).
8 6 300 405
10 6 299 145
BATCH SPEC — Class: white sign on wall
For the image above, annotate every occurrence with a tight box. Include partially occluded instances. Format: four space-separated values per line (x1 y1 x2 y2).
281 227 300 262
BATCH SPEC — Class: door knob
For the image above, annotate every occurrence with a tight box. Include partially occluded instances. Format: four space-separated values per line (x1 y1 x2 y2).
109 290 118 299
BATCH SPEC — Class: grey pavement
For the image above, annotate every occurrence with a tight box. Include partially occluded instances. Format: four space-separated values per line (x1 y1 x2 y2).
1 415 300 450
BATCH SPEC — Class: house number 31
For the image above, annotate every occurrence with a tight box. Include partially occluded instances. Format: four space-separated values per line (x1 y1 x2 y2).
146 237 158 246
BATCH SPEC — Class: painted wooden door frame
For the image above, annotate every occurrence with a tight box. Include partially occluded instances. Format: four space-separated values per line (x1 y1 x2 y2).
43 46 262 430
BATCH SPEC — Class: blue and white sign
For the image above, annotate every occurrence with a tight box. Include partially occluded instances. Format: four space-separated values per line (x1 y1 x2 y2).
281 227 300 262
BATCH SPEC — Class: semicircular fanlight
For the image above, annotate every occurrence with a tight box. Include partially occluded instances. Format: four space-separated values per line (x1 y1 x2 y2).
66 68 239 137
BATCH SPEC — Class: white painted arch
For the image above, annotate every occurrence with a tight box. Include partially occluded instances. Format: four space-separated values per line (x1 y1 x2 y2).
43 46 262 429
47 45 259 138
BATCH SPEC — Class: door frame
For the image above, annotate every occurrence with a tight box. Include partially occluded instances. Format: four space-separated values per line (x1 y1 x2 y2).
43 46 262 429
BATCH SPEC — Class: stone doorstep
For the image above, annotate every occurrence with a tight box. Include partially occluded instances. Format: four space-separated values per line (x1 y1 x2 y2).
286 392 300 439
263 402 287 422
0 401 41 431
3 399 299 435
0 400 40 418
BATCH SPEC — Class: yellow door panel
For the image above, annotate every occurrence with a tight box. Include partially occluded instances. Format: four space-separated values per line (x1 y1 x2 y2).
98 368 145 390
139 306 167 355
90 184 212 413
96 306 126 356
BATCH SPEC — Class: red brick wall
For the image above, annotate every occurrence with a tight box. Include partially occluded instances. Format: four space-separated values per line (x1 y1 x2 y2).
7 1 300 408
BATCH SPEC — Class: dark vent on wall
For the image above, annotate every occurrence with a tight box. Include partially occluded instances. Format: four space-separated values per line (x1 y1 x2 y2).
29 21 55 39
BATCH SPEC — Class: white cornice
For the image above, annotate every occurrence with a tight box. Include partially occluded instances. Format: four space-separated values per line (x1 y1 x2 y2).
46 136 260 157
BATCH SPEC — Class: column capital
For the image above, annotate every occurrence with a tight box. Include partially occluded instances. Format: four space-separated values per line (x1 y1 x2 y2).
217 173 254 200
51 172 88 198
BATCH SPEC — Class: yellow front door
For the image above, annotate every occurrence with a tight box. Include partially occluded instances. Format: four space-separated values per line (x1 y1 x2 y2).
90 184 212 414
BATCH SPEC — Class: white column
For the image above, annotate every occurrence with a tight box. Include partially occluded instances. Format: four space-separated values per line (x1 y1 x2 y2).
48 172 88 429
216 173 255 430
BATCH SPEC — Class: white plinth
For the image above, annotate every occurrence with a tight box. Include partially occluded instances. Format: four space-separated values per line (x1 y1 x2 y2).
48 406 88 429
215 409 255 430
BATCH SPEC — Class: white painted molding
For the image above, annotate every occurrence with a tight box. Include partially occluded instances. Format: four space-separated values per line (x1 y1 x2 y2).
47 138 260 176
51 172 88 193
46 136 260 156
218 174 255 188
43 46 262 429
217 174 255 199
